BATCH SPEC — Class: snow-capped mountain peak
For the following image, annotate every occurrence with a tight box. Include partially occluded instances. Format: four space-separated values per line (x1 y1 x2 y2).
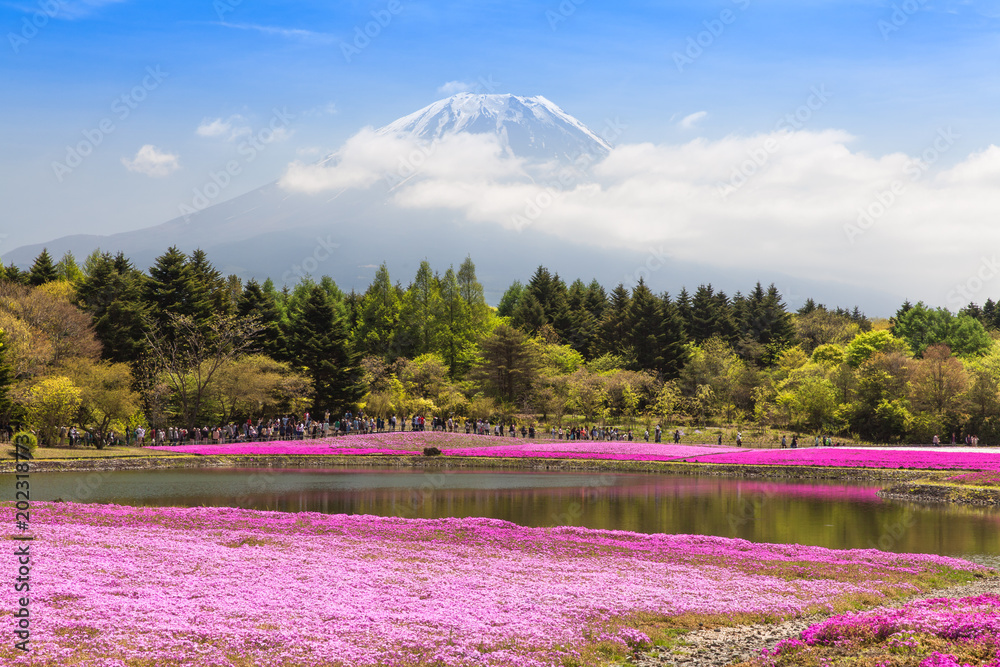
376 93 612 163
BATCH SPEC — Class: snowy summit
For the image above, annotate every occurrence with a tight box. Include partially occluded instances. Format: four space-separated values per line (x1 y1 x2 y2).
377 93 613 163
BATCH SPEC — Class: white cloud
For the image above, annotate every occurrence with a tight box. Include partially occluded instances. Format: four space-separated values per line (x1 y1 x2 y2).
214 22 334 43
279 128 525 194
121 145 179 177
196 115 251 141
438 81 475 95
678 111 707 130
278 124 1000 305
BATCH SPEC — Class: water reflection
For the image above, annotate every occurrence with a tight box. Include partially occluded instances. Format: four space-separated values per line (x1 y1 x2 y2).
20 467 1000 558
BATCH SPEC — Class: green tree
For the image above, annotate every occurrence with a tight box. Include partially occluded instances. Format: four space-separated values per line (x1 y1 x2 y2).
892 301 991 358
625 278 661 371
28 249 59 286
55 251 85 284
845 330 908 367
399 261 442 357
658 293 689 379
353 264 402 359
237 279 287 361
287 285 363 413
472 324 541 406
76 251 150 365
497 280 523 318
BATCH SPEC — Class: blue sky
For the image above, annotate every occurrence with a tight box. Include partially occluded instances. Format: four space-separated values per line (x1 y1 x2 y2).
3 0 1000 305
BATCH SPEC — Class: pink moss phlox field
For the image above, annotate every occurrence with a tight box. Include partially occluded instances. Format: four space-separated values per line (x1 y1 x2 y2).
947 471 1000 486
148 432 738 461
764 595 1000 666
683 448 1000 472
1 503 984 667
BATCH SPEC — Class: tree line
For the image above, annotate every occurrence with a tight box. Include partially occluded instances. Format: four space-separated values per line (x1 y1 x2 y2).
1 246 999 445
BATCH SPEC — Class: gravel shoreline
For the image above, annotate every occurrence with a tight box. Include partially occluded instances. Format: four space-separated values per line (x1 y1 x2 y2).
635 555 1000 667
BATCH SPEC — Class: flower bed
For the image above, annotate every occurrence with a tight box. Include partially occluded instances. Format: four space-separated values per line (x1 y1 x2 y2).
755 594 1000 666
946 471 1000 487
682 448 1000 472
0 503 985 667
147 432 737 461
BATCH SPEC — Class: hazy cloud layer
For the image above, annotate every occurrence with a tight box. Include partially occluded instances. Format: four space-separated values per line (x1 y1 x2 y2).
121 145 180 177
280 126 1000 306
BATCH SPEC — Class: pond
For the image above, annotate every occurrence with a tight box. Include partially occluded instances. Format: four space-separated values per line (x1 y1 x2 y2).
20 467 1000 559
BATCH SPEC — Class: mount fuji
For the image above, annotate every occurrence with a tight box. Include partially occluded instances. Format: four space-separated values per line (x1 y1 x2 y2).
4 94 899 311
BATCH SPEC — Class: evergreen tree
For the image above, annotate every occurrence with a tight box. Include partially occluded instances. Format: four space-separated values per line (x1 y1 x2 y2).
145 247 202 337
28 249 58 286
55 251 85 284
597 284 632 358
400 261 442 356
237 279 287 361
689 284 722 343
457 256 490 329
188 248 230 319
287 285 363 412
675 287 692 336
76 251 151 364
659 293 689 378
353 264 402 359
511 291 547 334
565 279 599 357
625 279 662 370
584 279 607 322
497 281 523 318
436 267 477 376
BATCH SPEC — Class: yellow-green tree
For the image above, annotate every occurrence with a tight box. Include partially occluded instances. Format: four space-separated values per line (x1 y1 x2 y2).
61 358 142 438
27 376 82 445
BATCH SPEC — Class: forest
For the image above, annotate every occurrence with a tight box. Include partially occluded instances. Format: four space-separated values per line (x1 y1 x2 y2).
2 246 1000 445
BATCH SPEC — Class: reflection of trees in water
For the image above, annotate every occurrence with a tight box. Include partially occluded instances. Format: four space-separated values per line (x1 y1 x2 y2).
37 468 1000 556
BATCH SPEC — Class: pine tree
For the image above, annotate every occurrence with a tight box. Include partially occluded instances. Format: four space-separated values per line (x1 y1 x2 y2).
585 279 607 322
188 248 230 319
675 287 692 336
511 292 547 334
287 285 363 413
400 261 442 356
598 284 632 358
689 284 720 343
437 267 476 376
237 279 287 361
76 251 151 364
497 281 523 318
659 293 688 378
353 264 402 359
145 247 200 335
626 278 662 370
55 251 85 284
28 249 58 286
